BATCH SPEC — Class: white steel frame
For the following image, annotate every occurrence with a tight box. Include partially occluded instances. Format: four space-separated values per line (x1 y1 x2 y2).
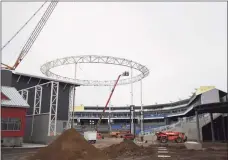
40 55 150 86
48 81 59 136
67 85 74 129
33 85 43 115
19 81 59 136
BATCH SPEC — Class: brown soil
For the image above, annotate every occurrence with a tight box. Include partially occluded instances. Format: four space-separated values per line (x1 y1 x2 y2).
103 140 153 158
28 129 109 160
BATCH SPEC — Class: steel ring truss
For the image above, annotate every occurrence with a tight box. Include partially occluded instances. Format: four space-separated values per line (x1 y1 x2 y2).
40 55 150 86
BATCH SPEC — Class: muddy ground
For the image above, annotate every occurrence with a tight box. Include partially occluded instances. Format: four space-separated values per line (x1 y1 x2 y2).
2 138 228 160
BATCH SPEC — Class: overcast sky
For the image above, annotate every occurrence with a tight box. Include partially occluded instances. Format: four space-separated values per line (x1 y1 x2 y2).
2 2 227 106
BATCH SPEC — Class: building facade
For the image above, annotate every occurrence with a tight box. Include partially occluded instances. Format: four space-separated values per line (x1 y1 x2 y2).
1 86 30 147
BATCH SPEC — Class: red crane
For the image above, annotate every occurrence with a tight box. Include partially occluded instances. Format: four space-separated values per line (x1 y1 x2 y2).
95 71 129 131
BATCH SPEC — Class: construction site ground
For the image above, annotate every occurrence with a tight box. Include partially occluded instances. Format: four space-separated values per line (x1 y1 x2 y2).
2 138 227 160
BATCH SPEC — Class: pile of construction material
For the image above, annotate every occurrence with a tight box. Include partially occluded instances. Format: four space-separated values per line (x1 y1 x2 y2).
29 129 108 160
28 128 154 160
103 140 152 159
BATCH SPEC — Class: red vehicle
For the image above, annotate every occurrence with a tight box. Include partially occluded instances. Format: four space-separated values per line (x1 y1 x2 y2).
155 131 187 143
123 133 135 140
97 132 104 139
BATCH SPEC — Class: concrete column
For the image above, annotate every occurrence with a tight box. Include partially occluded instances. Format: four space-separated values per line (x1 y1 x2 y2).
209 113 215 142
195 110 201 142
227 114 228 141
221 114 227 141
165 117 170 125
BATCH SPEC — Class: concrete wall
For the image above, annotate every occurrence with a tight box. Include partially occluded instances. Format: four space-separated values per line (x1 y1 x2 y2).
171 120 203 141
24 114 65 144
1 69 12 87
201 89 220 104
1 137 23 147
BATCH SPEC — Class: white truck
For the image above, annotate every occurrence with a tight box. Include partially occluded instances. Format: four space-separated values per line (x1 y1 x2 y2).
84 131 97 144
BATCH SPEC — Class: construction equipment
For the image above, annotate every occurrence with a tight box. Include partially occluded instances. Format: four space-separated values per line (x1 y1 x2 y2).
97 132 104 139
95 71 129 131
1 1 58 70
110 130 130 138
123 133 134 140
155 131 187 143
109 131 121 138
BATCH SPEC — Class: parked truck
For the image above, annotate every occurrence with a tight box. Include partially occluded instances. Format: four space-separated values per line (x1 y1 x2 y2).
84 131 97 144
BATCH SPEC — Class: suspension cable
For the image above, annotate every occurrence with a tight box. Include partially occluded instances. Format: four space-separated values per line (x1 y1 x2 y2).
1 1 48 50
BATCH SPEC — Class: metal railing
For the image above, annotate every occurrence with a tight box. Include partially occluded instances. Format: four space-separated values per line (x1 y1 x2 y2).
139 113 222 136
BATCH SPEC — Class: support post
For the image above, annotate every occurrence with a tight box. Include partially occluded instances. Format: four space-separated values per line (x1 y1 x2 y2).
140 80 144 134
221 114 226 141
30 86 42 140
48 81 59 136
67 86 74 129
130 105 135 135
108 86 112 132
195 110 201 142
71 63 77 128
130 67 134 134
209 113 215 142
130 67 133 106
71 87 76 128
34 85 42 115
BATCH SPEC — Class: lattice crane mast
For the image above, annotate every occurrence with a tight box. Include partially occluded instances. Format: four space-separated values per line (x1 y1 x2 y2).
1 1 58 70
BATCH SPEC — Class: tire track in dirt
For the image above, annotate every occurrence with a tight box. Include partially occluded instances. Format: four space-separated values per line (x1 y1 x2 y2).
157 146 171 158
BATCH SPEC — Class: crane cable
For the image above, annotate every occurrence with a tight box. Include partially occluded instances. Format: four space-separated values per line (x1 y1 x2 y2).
1 1 48 50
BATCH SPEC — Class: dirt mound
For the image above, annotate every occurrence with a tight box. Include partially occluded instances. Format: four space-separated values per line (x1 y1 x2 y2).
29 129 108 160
103 140 151 158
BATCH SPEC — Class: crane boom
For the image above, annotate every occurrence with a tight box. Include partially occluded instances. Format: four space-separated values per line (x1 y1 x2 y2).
95 74 122 131
2 1 58 70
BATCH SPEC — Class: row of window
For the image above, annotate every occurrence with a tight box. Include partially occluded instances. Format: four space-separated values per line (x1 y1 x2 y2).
1 118 21 131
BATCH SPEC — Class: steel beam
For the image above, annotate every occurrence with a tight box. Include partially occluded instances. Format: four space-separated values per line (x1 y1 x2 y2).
19 89 29 102
40 55 150 86
66 86 74 129
27 77 32 84
48 81 59 136
140 79 144 134
209 113 215 142
33 85 43 115
30 85 43 140
17 75 21 82
195 110 201 142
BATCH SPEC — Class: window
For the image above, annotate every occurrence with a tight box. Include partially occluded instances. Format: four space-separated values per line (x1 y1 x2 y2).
1 117 21 131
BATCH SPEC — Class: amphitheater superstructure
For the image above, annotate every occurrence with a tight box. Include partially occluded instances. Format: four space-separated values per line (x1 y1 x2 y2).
73 86 227 135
